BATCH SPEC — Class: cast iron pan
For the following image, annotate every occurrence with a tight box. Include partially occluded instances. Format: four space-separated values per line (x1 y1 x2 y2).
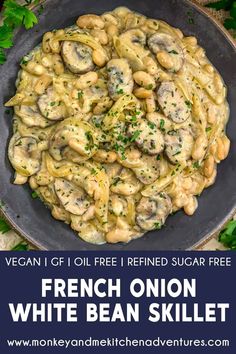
0 0 236 250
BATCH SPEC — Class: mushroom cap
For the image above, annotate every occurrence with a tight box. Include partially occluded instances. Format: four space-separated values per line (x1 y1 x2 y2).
37 87 67 121
157 81 191 124
49 119 99 162
136 192 172 230
148 32 184 72
54 178 91 216
127 119 164 155
164 128 194 164
61 41 94 74
15 105 54 128
8 134 41 176
132 154 160 185
107 58 134 101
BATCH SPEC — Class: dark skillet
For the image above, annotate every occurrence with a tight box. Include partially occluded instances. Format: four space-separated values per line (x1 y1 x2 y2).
0 0 236 250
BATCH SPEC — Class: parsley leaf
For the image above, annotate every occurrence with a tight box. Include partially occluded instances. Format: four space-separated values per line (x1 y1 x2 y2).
4 0 38 29
206 0 234 11
0 0 39 65
0 48 7 64
154 222 162 230
218 220 236 250
11 242 29 251
193 161 200 169
0 217 11 234
31 191 38 199
130 130 141 142
0 23 14 48
206 0 236 30
160 119 165 132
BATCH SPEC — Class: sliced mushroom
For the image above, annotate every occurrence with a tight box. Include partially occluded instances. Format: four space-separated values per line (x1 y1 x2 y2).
61 41 94 74
8 134 41 176
127 119 164 155
132 154 160 185
157 81 191 124
49 118 99 162
110 168 142 196
37 87 67 120
165 128 194 164
103 163 123 184
14 105 54 128
54 178 90 216
148 32 184 72
136 192 172 230
107 59 133 100
37 183 58 205
120 28 146 46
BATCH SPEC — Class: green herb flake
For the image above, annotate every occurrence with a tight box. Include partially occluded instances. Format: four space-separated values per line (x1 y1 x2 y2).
185 100 192 108
205 127 212 133
168 50 179 54
130 130 141 142
77 90 84 99
160 119 165 131
116 88 124 94
31 191 38 199
146 84 153 90
154 222 162 230
193 161 200 169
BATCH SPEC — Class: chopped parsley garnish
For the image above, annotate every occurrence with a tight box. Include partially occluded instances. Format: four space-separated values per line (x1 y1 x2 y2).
77 90 84 99
20 57 29 65
116 88 124 94
169 50 179 54
130 130 141 142
205 127 212 133
160 119 165 131
91 168 98 175
148 122 155 129
146 84 153 90
154 222 162 230
193 161 200 169
31 191 38 199
185 100 192 108
187 11 195 24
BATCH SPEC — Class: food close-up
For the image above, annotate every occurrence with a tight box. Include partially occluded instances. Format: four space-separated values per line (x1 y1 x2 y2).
4 6 231 245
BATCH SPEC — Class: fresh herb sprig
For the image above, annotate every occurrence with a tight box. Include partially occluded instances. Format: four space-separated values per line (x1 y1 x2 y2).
218 219 236 250
206 0 236 30
0 0 39 64
0 217 11 234
12 242 29 250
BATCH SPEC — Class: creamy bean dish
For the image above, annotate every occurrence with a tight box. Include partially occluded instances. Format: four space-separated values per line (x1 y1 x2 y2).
5 7 230 244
